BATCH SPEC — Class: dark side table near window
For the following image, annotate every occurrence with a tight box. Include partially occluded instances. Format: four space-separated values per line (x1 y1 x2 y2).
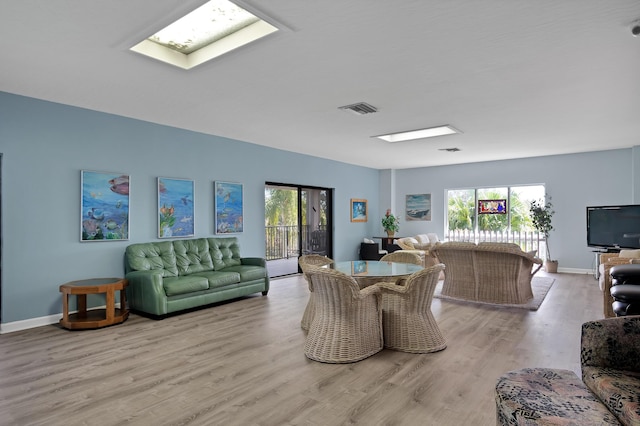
59 277 129 330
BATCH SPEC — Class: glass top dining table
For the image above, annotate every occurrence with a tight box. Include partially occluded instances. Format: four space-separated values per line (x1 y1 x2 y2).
324 260 423 287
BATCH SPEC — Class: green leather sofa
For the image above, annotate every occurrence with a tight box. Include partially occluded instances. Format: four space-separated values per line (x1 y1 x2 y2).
124 237 269 317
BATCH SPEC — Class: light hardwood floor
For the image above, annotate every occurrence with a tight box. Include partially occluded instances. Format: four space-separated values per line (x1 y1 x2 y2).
0 272 604 426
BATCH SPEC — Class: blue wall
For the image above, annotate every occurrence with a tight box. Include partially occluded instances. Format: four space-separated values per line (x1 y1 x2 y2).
384 149 636 272
0 92 380 325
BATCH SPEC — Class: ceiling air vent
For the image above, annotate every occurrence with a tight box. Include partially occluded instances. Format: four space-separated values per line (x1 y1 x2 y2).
439 147 461 152
338 102 378 115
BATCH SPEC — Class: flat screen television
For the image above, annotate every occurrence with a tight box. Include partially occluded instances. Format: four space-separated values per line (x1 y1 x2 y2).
587 205 640 250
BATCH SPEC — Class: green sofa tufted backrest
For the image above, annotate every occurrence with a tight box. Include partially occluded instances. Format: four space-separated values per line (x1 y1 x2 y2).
174 239 214 275
208 237 242 270
125 241 179 277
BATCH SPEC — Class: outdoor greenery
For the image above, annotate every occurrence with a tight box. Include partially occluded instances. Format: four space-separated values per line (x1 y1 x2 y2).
447 187 542 232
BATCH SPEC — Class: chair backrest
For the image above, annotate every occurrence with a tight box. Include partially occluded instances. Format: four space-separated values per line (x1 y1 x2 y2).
402 263 445 307
380 251 422 266
307 267 363 301
299 255 334 289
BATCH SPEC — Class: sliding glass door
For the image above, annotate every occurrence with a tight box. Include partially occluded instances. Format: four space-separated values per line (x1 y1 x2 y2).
265 183 332 277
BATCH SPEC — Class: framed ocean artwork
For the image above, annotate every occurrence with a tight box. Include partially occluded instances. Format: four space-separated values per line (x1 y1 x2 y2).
215 181 243 234
406 193 431 221
157 177 195 238
80 170 130 241
350 199 367 222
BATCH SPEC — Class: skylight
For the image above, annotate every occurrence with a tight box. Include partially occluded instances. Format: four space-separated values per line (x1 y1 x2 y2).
131 0 279 69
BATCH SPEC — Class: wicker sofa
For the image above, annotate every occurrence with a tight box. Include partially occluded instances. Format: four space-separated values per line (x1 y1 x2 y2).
395 233 439 268
430 241 542 304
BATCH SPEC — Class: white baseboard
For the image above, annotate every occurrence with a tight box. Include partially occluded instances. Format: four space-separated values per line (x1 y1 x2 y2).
557 267 592 275
0 303 123 334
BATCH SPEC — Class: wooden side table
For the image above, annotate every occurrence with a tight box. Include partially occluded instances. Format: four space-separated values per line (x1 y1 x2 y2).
59 277 129 330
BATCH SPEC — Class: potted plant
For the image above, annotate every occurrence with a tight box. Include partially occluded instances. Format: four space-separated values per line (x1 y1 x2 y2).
529 196 557 272
381 209 400 238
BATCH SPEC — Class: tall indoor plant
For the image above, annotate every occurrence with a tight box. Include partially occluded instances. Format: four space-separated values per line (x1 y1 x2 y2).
381 209 400 237
529 196 557 272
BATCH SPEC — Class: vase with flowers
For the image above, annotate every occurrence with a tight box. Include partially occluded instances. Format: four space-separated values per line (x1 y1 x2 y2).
381 209 400 238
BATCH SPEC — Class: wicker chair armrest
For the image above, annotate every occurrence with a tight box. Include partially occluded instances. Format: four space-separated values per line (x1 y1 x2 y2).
359 284 381 298
375 281 407 294
604 257 635 268
599 253 620 264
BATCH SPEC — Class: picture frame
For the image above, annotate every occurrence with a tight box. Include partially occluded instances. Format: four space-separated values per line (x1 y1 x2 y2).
158 177 195 238
406 193 431 221
350 198 368 222
215 181 243 234
80 170 130 241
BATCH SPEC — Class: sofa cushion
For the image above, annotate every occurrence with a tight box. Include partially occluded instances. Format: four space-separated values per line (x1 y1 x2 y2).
496 368 621 425
174 238 214 275
415 234 430 244
191 271 241 288
126 241 178 277
582 366 640 426
163 275 209 296
221 265 267 282
208 237 242 269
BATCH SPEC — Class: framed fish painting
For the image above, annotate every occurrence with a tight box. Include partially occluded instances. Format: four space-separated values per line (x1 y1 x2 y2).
215 181 243 234
80 170 130 241
157 177 195 238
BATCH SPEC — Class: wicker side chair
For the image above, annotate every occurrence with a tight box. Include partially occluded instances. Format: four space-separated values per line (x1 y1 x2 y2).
380 251 423 265
299 255 334 332
303 268 383 363
376 264 447 353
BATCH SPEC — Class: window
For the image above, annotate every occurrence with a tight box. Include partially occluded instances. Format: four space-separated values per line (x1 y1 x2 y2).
446 185 546 252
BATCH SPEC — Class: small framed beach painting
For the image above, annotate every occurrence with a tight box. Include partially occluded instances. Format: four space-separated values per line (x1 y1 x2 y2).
215 181 243 234
80 170 130 241
350 198 368 222
157 177 195 238
406 194 431 221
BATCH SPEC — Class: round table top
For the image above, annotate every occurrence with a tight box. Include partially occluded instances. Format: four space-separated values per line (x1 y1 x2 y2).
59 277 127 292
328 260 423 278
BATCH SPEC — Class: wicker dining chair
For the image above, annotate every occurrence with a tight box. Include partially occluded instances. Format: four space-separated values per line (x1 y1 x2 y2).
304 268 383 363
380 251 423 265
299 254 334 331
376 264 446 353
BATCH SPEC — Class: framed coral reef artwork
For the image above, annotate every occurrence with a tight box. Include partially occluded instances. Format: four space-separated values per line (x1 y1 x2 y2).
80 170 129 241
350 199 367 222
406 193 431 221
157 177 195 238
215 181 243 234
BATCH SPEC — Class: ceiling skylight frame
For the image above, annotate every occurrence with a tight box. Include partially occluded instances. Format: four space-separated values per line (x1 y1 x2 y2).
130 0 287 70
373 125 462 143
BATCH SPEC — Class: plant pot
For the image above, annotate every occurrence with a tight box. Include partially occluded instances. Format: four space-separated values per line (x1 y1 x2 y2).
386 231 395 238
544 260 558 273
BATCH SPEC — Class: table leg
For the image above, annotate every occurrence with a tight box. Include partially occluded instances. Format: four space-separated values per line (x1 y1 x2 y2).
106 289 115 321
77 294 87 318
62 293 69 322
119 288 127 311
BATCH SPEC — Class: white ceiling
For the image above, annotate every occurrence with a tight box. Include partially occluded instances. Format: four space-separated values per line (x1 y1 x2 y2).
2 1 640 170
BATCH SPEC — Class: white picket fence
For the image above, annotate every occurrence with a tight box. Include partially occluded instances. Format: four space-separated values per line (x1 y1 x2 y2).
445 230 546 258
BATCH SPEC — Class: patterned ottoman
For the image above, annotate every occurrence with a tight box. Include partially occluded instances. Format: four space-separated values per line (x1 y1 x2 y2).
495 368 621 425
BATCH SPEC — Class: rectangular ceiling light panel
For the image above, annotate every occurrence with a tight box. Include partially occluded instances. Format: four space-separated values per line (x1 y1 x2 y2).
131 0 279 69
374 125 461 143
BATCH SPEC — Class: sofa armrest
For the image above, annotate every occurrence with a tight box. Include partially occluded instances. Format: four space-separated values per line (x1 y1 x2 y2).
241 257 266 267
581 316 640 372
125 270 168 315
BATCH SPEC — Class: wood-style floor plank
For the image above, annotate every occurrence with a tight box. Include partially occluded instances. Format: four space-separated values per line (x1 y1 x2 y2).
0 272 604 425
